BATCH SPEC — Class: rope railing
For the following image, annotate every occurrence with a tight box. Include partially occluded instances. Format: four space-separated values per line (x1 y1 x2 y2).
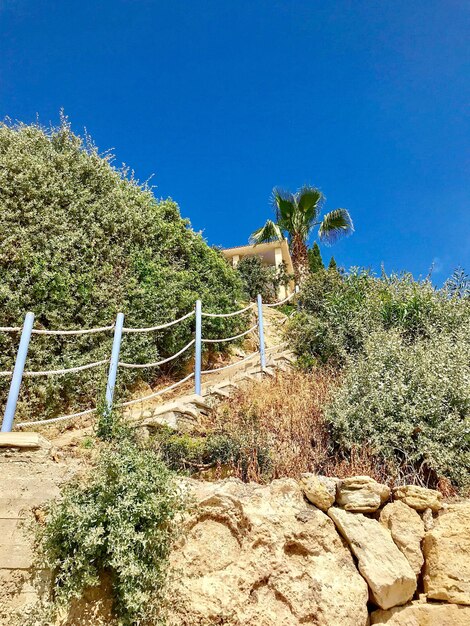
265 290 297 307
22 359 109 378
118 339 195 369
201 351 259 374
122 310 195 333
31 325 115 336
201 324 258 344
1 288 296 431
201 302 255 318
15 406 97 428
117 373 195 408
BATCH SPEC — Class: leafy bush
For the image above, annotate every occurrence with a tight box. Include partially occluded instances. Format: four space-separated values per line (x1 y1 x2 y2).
326 328 470 491
289 269 469 364
289 268 470 491
236 255 292 302
0 119 244 421
154 426 271 481
36 435 185 625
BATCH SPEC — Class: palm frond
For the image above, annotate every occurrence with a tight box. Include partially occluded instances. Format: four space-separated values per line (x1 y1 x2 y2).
271 188 296 223
296 186 323 222
318 209 354 245
249 219 284 245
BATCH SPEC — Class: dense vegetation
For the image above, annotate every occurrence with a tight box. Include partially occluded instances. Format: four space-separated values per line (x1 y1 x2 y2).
0 120 244 421
236 255 291 302
288 269 470 492
35 413 185 626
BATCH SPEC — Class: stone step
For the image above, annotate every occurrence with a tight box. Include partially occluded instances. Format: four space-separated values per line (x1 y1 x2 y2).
0 518 29 544
0 542 33 570
0 432 51 450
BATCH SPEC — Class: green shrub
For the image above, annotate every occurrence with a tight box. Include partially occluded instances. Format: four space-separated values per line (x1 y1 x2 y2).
154 426 271 480
0 119 244 421
289 269 469 364
236 256 292 302
326 328 470 491
36 436 185 625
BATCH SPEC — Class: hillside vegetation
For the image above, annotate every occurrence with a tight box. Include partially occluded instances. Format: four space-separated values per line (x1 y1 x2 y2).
289 269 470 492
0 120 244 421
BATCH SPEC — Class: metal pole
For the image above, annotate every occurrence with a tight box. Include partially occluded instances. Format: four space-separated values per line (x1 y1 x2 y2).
194 300 202 395
105 312 124 413
1 312 35 432
257 294 266 371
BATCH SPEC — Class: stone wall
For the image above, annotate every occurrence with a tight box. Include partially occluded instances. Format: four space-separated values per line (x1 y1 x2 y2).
168 475 470 625
1 444 469 626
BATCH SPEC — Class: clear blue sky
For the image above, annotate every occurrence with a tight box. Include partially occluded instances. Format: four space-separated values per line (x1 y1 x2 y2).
1 1 469 283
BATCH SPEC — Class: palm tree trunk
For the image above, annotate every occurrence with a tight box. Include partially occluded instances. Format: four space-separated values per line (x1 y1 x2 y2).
290 233 309 285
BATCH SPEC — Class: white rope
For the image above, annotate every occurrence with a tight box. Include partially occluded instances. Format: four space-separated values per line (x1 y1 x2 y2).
118 339 195 369
265 291 297 307
0 326 22 333
31 325 114 336
202 324 258 344
0 371 13 377
201 303 254 318
22 359 109 377
16 407 97 428
201 351 259 374
122 310 195 333
117 373 195 408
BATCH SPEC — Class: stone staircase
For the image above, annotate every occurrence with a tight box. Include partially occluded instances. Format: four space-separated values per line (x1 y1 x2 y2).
125 345 295 433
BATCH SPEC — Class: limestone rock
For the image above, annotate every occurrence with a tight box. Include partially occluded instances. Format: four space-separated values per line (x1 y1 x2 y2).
392 485 442 512
300 473 337 511
422 507 434 531
371 601 470 625
169 478 369 626
328 507 416 610
336 475 390 512
423 502 470 605
380 501 425 576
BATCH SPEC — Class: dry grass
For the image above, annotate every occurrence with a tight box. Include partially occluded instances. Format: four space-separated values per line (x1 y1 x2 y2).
203 369 391 483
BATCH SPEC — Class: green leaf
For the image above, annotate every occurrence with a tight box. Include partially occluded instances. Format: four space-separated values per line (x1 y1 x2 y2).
318 209 354 244
249 219 284 244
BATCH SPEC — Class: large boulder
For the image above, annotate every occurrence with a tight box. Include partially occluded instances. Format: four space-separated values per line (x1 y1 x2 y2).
169 478 369 626
423 502 470 605
371 601 470 625
300 474 337 511
392 485 442 512
336 476 390 513
328 507 416 610
380 501 425 576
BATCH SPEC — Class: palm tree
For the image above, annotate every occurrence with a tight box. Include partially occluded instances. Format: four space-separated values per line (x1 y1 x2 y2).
250 186 353 282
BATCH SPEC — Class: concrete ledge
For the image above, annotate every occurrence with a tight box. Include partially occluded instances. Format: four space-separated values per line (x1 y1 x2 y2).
0 432 51 450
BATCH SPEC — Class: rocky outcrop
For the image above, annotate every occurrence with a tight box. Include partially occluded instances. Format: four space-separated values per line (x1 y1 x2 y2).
336 476 390 512
380 501 425 576
423 502 470 605
300 474 337 511
392 485 442 512
169 478 369 626
328 507 416 609
371 601 470 625
2 440 470 626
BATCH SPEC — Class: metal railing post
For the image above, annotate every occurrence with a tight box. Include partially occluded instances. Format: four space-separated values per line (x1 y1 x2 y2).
257 294 266 371
105 312 124 413
1 312 35 432
194 300 202 395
